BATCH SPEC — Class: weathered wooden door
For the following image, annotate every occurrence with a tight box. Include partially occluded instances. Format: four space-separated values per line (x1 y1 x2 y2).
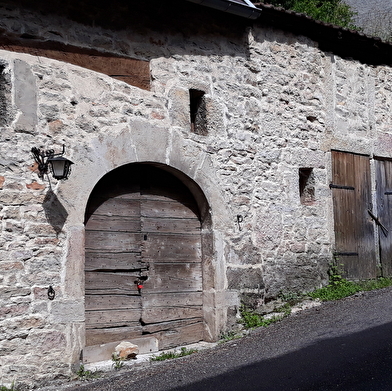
85 165 203 349
375 158 392 276
331 151 376 279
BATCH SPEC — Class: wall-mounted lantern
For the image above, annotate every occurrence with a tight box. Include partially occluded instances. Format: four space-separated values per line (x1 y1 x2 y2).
31 145 74 180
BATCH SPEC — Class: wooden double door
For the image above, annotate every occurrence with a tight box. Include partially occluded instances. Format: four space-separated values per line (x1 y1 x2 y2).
85 165 204 349
331 151 392 279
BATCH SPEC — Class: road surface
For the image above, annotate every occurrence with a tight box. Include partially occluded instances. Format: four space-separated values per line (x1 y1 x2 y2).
40 286 392 391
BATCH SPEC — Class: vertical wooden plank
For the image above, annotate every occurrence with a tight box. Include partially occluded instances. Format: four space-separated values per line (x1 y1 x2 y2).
376 159 392 276
354 154 376 279
382 160 392 276
332 151 359 277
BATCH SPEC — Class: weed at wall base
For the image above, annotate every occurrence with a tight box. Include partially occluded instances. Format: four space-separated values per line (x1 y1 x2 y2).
309 277 392 301
111 354 124 371
219 331 244 343
76 365 100 380
150 347 198 362
239 306 285 329
0 383 15 391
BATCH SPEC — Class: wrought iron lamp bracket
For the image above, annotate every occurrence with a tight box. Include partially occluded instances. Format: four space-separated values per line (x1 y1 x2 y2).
31 145 73 180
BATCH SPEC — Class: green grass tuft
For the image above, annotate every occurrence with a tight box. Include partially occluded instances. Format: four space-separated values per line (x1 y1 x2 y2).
219 331 243 343
308 277 392 301
76 364 100 380
240 306 283 329
150 347 198 361
0 383 15 391
111 353 124 371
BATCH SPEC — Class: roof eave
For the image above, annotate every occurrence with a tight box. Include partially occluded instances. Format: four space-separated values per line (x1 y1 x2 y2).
185 0 262 19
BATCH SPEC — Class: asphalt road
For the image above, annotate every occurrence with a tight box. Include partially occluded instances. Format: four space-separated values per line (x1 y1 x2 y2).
43 286 392 391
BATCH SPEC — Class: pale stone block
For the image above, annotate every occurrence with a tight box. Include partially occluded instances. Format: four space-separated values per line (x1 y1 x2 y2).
129 120 169 163
49 300 84 323
26 330 66 351
168 87 190 128
167 130 203 179
64 225 85 299
13 59 38 131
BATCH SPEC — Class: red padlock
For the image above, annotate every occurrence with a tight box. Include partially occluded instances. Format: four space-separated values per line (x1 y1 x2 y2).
137 284 143 290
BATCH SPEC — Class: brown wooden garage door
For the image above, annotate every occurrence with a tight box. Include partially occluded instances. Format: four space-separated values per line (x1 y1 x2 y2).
331 150 376 279
85 165 204 349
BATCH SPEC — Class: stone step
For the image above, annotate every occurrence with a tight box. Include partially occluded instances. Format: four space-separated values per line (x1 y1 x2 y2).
82 336 159 363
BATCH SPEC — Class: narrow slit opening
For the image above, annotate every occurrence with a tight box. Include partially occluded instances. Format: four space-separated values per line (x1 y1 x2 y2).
189 89 207 135
299 167 315 205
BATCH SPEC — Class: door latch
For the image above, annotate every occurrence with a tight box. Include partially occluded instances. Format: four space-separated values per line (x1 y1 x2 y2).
134 275 148 294
368 209 389 237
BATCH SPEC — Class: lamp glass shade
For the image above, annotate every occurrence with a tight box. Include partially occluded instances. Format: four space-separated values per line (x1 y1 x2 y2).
48 156 74 180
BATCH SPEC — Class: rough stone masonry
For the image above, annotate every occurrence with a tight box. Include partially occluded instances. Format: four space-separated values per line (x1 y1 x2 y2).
0 0 392 387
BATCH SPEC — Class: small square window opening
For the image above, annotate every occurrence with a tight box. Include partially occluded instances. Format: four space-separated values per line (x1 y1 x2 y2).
299 168 315 205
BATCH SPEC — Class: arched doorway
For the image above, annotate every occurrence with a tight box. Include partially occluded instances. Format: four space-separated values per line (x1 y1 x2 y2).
84 163 207 350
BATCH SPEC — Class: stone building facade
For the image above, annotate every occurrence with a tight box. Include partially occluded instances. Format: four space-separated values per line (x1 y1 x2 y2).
1 0 392 387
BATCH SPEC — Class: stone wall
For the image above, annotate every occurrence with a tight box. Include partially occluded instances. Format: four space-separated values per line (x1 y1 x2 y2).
0 0 392 387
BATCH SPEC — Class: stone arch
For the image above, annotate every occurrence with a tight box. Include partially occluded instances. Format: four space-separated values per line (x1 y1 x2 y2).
59 122 234 363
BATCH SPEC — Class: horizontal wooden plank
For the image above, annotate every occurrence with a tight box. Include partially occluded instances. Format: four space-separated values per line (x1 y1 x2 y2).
145 263 202 292
85 288 139 296
142 292 203 308
91 198 141 217
0 40 150 90
141 306 202 323
140 194 189 203
142 234 202 262
85 272 142 294
141 318 203 335
158 322 204 350
141 199 198 219
150 321 204 350
85 231 142 252
86 294 142 311
84 55 150 89
85 252 144 271
142 217 200 233
86 309 141 328
86 215 141 232
85 326 143 347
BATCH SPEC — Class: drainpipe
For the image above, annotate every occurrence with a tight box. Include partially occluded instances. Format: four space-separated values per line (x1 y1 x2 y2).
185 0 262 19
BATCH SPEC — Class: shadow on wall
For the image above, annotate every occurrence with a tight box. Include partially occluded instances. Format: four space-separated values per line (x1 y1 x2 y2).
43 189 68 236
3 0 250 59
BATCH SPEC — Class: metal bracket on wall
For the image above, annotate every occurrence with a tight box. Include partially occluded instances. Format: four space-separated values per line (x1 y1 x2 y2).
47 285 55 300
335 252 359 257
329 183 355 190
237 215 243 231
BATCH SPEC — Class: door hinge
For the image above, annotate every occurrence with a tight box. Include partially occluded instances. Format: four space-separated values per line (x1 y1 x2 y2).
329 184 355 190
335 252 358 256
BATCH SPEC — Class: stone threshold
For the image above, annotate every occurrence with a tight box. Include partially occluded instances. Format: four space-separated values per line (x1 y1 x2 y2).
83 341 218 373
